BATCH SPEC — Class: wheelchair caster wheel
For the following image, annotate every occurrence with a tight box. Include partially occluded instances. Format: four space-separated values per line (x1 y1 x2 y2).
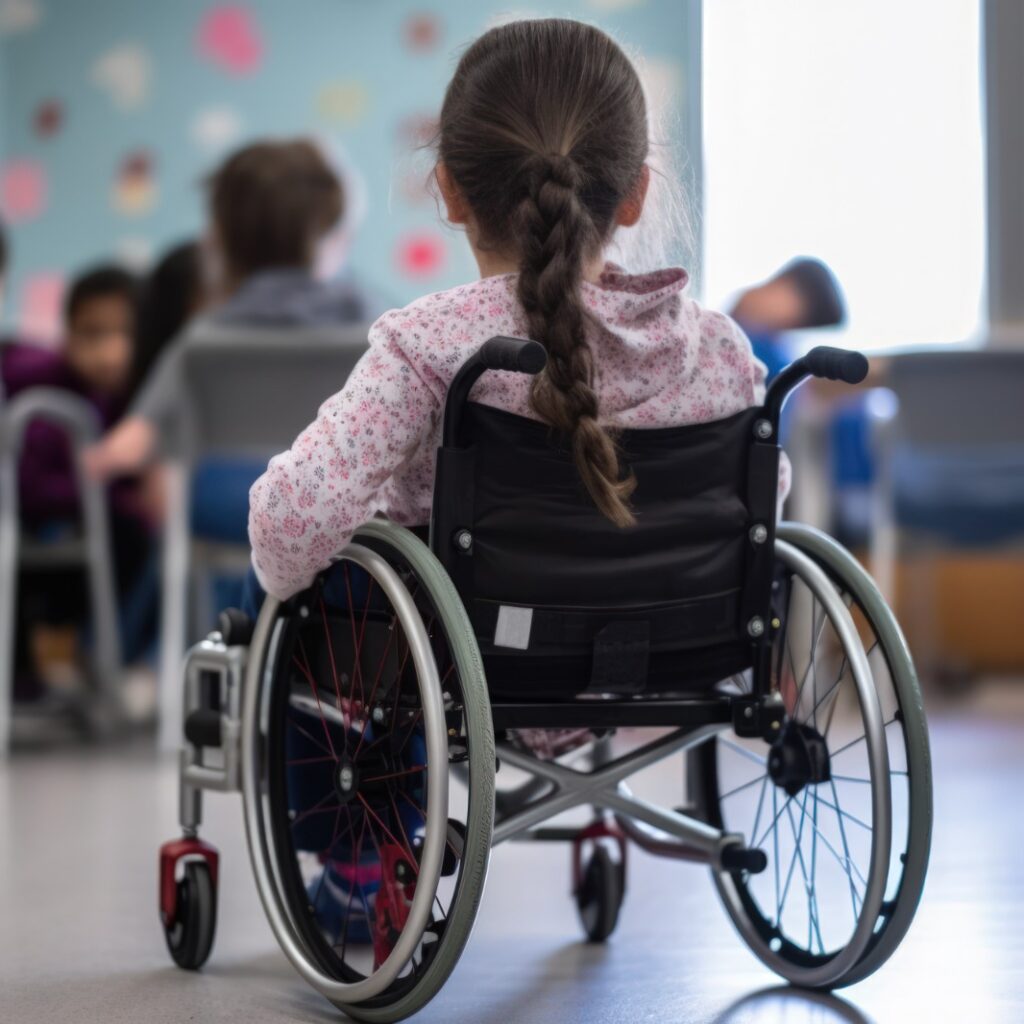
160 838 218 970
575 846 624 942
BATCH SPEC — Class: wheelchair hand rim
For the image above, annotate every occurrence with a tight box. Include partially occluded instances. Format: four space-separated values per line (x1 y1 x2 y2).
240 544 450 1005
713 539 893 989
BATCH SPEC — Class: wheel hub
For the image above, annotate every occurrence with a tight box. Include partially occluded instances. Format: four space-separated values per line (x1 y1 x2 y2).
334 760 360 803
767 720 831 796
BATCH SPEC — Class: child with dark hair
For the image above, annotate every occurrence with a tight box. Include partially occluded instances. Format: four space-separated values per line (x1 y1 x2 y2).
3 264 140 523
131 240 205 396
730 257 847 380
85 138 375 483
1 263 156 693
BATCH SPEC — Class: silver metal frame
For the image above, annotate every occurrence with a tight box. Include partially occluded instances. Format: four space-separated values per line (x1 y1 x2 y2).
494 726 738 862
0 388 123 754
170 534 897 1000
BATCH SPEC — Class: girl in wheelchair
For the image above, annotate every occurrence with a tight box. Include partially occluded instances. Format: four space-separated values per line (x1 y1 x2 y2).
161 18 931 1022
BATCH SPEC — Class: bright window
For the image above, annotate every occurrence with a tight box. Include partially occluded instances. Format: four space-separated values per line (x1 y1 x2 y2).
702 0 985 348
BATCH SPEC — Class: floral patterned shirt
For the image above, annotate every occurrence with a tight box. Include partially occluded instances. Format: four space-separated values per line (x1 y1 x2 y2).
249 264 788 599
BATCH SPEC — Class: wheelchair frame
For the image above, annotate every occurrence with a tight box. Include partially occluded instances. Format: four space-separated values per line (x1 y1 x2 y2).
160 340 931 1017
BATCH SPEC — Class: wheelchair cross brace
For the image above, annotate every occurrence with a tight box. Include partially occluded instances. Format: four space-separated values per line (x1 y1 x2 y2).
493 726 763 872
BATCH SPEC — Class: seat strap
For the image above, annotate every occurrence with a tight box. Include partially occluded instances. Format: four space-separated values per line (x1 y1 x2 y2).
471 590 742 652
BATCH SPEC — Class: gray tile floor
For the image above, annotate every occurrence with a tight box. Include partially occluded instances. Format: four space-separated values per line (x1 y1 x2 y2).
1 700 1021 1024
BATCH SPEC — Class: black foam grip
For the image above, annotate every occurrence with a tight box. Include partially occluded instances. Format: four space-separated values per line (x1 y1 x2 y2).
218 607 254 646
479 336 548 375
184 709 222 749
803 346 869 384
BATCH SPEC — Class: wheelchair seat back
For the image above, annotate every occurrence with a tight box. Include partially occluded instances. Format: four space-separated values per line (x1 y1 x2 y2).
431 401 780 700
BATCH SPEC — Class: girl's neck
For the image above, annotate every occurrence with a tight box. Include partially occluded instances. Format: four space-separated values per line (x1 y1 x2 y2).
472 245 608 284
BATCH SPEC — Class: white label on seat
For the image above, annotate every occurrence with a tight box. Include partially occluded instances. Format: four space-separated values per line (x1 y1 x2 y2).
494 605 533 650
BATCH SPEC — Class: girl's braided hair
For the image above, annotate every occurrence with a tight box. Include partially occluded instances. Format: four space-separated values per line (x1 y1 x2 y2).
438 18 649 525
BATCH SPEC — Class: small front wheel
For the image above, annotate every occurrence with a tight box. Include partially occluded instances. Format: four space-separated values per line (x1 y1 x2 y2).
576 846 624 942
164 861 217 970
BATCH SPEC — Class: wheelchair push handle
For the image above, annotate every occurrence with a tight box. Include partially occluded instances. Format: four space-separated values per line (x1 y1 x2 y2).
475 337 548 374
762 345 870 427
443 336 548 447
803 346 869 385
479 336 548 375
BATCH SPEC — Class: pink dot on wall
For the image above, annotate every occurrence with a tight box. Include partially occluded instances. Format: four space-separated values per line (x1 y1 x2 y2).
404 13 441 52
196 5 264 75
396 233 446 278
19 273 66 343
0 159 47 224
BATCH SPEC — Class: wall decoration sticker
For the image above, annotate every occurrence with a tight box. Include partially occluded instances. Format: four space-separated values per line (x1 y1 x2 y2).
316 81 369 126
18 271 64 341
32 98 63 138
112 150 157 216
395 232 446 278
0 159 47 223
196 5 264 76
0 0 40 36
190 105 244 153
91 43 153 111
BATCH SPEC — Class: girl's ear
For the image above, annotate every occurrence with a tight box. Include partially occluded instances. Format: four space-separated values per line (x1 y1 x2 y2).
616 164 651 228
436 163 471 225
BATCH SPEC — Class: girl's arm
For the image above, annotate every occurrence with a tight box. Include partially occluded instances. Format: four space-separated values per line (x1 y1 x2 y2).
247 325 440 600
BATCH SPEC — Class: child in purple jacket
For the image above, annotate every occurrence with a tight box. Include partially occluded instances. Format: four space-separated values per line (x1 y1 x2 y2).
2 264 155 690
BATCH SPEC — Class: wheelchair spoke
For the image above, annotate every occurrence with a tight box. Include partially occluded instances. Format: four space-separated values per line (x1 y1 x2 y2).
336 810 369 956
342 563 367 707
772 786 782 928
778 792 809 921
718 771 768 802
828 718 897 761
756 790 794 851
718 737 766 768
811 791 872 834
318 597 346 747
806 794 868 895
293 638 339 761
287 717 335 759
358 794 420 876
748 775 770 852
291 790 340 828
832 770 908 784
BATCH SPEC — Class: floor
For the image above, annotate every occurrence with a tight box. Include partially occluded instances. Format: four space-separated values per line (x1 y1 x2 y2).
1 692 1022 1024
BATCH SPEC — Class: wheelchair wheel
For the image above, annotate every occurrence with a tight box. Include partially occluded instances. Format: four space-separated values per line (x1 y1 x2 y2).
692 527 932 990
576 845 624 942
240 521 495 1023
163 861 217 971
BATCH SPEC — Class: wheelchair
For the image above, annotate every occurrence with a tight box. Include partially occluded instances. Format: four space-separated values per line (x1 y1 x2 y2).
159 337 932 1022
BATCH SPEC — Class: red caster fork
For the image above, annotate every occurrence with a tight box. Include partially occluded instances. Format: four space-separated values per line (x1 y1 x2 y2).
159 836 220 970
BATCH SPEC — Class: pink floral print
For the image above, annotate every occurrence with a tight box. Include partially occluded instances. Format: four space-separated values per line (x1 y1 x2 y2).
249 264 789 598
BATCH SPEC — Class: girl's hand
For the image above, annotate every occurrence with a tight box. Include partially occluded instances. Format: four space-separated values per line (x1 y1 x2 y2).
82 416 157 482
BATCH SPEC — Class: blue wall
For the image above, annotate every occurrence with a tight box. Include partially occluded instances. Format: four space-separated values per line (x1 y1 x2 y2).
0 0 694 336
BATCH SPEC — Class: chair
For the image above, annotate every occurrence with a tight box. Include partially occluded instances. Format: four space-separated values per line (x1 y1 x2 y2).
869 347 1024 676
157 324 370 749
0 388 121 754
156 339 933 1016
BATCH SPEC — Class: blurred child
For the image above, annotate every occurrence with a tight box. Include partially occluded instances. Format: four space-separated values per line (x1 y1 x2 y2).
86 139 377 484
131 239 205 397
2 265 152 694
0 218 7 327
729 257 846 381
3 266 140 525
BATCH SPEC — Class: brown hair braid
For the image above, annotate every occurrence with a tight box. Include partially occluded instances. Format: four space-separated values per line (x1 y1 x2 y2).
438 18 649 526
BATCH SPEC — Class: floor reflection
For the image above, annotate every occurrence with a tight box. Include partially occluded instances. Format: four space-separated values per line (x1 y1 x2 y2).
714 985 872 1024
